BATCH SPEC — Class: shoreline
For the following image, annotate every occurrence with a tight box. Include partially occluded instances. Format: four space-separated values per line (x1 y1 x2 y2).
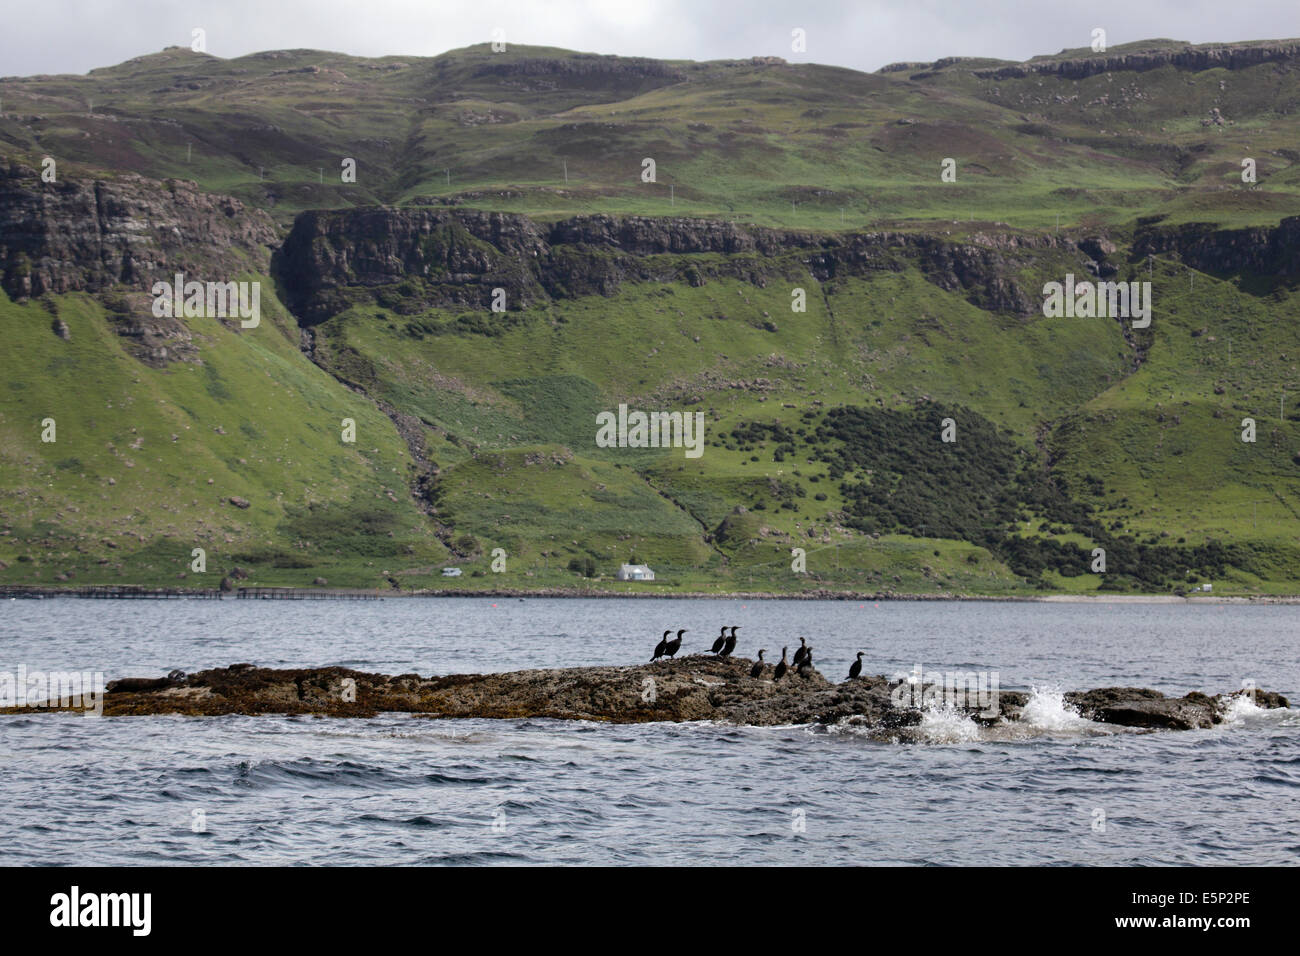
3 584 1299 603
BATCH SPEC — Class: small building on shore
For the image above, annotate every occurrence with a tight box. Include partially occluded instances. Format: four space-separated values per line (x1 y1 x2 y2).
616 563 655 581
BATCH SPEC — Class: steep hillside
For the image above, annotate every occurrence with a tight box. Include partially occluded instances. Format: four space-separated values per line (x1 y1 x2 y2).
271 206 1300 593
0 168 448 589
2 39 1299 595
3 39 1299 230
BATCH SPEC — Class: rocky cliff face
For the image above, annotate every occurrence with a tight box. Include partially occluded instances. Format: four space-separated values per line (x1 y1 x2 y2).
978 43 1300 81
6 161 1293 350
910 41 1300 82
472 54 686 83
0 161 278 301
274 208 1056 324
1133 216 1300 280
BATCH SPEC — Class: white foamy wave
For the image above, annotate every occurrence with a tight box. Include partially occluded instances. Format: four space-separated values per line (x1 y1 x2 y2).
919 703 981 744
1019 686 1095 732
1219 693 1267 725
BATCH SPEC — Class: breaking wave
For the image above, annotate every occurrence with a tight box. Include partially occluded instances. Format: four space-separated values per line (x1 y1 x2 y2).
1019 686 1097 733
918 703 981 744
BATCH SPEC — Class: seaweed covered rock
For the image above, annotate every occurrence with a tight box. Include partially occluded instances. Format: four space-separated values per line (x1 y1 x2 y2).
4 658 1287 731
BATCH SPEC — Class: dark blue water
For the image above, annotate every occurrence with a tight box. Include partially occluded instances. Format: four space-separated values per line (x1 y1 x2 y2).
2 598 1297 865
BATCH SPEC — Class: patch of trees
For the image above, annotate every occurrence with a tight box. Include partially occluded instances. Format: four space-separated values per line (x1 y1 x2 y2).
568 556 598 577
742 402 1259 589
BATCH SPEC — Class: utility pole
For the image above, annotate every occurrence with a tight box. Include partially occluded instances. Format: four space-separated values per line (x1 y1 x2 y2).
670 184 674 206
319 168 323 184
259 166 264 181
445 168 449 187
563 160 568 184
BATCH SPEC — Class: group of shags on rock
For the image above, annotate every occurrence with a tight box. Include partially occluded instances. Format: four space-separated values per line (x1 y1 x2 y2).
651 627 866 681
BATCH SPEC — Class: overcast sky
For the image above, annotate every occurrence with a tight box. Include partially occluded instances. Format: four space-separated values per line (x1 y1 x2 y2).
5 0 1300 78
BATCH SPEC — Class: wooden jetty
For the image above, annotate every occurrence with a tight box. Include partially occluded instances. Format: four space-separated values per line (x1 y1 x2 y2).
0 585 382 600
0 584 222 599
236 587 384 601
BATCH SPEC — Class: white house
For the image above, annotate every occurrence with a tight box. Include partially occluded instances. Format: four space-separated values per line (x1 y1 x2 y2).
441 567 462 577
616 563 655 581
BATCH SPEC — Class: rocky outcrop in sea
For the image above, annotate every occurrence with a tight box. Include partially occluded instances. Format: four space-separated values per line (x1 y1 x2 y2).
5 658 1285 736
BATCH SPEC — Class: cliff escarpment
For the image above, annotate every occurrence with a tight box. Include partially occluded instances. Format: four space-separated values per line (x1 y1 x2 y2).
273 208 1060 325
467 53 686 84
980 40 1300 81
885 40 1300 82
1133 216 1300 282
0 162 278 302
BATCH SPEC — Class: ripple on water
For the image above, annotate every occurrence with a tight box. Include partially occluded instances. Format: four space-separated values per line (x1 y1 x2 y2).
2 599 1299 865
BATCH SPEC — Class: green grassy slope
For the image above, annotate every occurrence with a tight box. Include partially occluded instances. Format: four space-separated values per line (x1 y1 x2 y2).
0 286 449 588
3 39 1300 594
308 248 1300 593
2 39 1298 230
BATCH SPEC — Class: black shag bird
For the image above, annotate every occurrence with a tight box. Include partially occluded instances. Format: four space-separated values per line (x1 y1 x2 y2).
651 630 671 662
664 629 685 657
720 625 739 658
750 649 766 679
848 651 863 680
773 647 789 681
797 647 814 677
792 637 809 668
709 626 728 655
